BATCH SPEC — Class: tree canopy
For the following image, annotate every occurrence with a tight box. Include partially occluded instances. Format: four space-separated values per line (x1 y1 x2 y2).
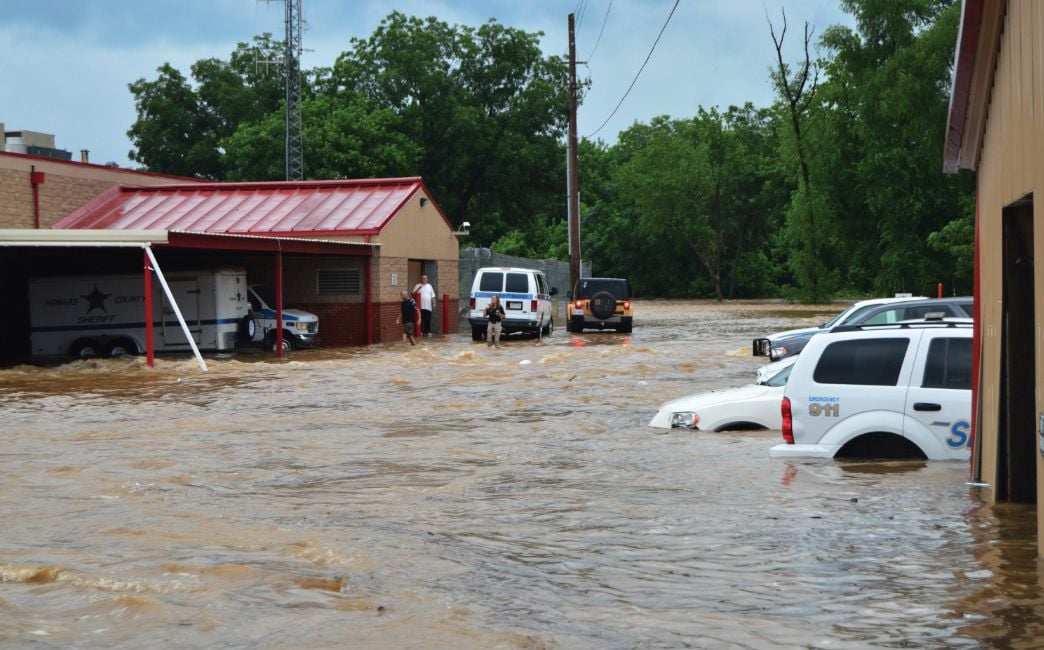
127 3 973 300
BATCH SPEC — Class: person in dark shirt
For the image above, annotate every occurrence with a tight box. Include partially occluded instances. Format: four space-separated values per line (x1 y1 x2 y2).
395 289 418 346
484 294 506 348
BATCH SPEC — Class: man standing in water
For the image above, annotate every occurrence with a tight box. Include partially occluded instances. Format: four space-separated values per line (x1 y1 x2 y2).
395 289 418 346
413 274 437 337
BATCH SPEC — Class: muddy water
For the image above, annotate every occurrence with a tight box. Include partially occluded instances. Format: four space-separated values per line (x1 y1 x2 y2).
1 301 1040 648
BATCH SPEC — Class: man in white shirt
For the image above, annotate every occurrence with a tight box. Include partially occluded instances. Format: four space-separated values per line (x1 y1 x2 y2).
413 274 437 336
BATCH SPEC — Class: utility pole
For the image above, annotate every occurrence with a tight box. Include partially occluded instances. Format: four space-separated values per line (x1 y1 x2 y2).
284 0 304 180
567 13 581 292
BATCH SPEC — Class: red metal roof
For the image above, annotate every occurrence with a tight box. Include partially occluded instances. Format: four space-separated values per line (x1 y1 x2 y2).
54 178 451 236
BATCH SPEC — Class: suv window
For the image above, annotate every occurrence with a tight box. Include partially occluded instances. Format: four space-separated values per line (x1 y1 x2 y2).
575 278 630 299
479 272 503 292
505 273 529 293
813 338 910 386
923 338 972 389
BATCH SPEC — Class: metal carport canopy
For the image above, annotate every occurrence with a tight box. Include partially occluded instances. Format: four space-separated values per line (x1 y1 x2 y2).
0 229 378 368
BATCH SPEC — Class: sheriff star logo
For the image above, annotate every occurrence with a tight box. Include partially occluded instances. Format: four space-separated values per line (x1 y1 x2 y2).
81 285 112 313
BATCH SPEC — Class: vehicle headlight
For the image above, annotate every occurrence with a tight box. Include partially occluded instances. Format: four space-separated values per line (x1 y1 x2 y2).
670 412 700 429
770 346 788 358
295 322 308 330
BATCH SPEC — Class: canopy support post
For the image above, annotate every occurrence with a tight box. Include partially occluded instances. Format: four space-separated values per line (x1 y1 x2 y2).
144 246 207 372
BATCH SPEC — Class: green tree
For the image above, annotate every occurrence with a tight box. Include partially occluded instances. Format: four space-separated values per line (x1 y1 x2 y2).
769 11 838 302
330 12 569 243
819 0 973 295
128 35 286 179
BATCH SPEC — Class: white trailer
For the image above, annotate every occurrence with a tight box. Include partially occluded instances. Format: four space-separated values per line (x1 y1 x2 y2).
29 268 251 358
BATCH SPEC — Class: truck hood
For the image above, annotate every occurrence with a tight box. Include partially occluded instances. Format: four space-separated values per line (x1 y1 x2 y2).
258 308 317 322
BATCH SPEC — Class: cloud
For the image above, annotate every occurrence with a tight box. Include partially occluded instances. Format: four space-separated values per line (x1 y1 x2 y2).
1 0 852 168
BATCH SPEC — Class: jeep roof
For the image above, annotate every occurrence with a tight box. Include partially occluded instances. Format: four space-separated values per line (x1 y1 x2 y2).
574 277 630 299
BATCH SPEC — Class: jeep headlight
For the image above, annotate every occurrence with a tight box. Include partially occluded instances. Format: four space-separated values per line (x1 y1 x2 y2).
295 321 309 330
770 345 788 358
670 412 700 429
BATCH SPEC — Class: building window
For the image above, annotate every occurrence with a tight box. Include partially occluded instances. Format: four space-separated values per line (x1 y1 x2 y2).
317 268 361 295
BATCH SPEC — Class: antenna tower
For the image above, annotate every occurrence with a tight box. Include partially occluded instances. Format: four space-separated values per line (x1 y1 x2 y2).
283 0 304 180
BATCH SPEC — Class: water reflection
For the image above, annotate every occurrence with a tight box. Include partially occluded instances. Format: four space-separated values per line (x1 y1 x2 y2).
0 300 1040 647
958 498 1043 646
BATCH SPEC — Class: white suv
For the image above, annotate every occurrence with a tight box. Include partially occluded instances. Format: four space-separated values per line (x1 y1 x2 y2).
769 321 972 461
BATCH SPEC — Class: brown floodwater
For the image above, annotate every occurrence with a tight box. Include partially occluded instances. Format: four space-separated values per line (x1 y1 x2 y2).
1 300 1040 648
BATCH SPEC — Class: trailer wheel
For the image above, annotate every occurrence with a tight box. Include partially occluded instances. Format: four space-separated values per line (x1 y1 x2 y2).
106 339 137 357
70 339 101 359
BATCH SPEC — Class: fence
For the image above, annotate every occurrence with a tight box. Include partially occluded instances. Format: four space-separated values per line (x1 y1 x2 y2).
458 248 591 327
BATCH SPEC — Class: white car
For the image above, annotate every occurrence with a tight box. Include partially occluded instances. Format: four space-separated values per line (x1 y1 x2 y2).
649 357 796 431
752 295 927 359
769 320 972 460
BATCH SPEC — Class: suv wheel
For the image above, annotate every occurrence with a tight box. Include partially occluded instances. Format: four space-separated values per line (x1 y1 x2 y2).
471 326 485 341
590 291 616 320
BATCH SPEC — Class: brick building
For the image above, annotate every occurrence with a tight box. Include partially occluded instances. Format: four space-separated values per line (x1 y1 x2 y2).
0 150 189 229
51 178 461 347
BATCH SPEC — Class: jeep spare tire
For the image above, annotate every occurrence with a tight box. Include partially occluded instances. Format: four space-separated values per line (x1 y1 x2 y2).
590 291 616 320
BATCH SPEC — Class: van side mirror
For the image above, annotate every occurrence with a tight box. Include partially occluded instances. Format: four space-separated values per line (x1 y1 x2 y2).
550 287 558 296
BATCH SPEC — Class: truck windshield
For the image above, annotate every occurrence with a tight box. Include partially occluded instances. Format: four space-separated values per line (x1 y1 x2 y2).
250 286 281 310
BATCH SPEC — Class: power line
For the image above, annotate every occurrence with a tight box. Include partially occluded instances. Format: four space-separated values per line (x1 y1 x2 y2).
586 0 613 62
575 0 589 32
585 0 679 139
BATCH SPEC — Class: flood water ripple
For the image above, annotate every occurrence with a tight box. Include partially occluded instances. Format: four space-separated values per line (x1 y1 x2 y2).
0 301 1040 648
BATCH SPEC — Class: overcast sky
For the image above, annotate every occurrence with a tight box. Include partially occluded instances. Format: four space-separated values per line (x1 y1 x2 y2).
1 0 854 168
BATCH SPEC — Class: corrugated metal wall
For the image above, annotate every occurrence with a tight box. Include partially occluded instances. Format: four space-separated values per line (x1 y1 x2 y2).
971 0 1044 550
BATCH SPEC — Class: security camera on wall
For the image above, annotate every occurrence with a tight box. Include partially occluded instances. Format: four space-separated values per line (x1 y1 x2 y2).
461 222 471 230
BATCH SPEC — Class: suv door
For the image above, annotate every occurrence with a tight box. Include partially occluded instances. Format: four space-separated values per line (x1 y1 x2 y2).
903 332 973 459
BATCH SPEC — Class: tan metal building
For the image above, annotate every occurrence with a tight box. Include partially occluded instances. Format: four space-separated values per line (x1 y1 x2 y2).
945 0 1043 552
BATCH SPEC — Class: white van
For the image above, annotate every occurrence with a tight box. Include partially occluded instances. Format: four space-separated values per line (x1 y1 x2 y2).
467 267 557 340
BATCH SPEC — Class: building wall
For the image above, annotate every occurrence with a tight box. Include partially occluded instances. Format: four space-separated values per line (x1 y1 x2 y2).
325 188 462 342
970 0 1044 550
0 153 185 228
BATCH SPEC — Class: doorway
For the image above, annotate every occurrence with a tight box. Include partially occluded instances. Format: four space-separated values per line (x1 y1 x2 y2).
997 197 1036 503
408 259 440 334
